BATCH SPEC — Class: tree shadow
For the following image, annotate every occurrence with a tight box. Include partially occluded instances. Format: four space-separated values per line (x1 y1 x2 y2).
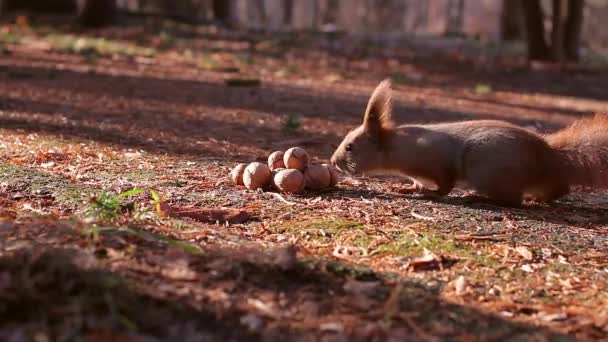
437 92 598 122
0 57 606 235
0 219 576 340
403 53 608 103
328 182 608 240
4 12 608 104
0 60 556 163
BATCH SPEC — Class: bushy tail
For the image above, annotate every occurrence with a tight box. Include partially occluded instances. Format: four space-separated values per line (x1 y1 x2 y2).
545 113 608 188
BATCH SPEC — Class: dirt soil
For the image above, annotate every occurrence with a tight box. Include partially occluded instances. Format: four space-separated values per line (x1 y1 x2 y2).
0 15 607 341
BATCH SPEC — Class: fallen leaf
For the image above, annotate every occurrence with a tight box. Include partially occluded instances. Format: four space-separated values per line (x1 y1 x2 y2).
163 205 253 224
521 264 534 273
515 246 534 260
454 276 467 296
40 161 55 168
454 233 508 242
273 244 298 271
343 279 380 296
319 322 344 333
248 298 278 318
124 151 142 159
410 211 435 221
160 259 197 281
404 249 453 271
240 314 263 332
539 312 568 322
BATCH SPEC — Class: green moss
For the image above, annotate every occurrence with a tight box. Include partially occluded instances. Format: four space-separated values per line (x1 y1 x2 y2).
45 33 156 58
277 218 367 245
125 171 156 181
372 232 497 267
0 163 95 211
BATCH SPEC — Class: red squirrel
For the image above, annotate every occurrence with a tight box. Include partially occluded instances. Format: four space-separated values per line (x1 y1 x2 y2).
330 79 608 207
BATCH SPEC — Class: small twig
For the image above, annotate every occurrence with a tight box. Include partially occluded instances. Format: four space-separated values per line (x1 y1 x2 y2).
383 281 402 317
400 313 441 342
410 211 435 221
454 234 509 242
270 192 297 206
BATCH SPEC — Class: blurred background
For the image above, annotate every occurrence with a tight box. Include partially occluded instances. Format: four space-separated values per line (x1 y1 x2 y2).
1 0 607 63
1 3 608 340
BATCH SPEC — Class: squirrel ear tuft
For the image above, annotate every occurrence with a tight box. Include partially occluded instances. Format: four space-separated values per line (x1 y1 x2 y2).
363 79 394 136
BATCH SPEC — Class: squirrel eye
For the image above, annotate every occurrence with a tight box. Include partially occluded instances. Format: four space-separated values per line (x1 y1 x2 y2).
345 144 353 152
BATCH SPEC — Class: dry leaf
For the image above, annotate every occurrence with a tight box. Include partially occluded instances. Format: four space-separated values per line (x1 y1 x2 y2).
273 244 298 271
411 211 435 221
240 314 263 331
521 264 534 273
160 259 197 281
515 246 534 260
247 298 278 318
404 249 453 272
539 312 568 322
454 276 467 296
164 205 253 224
343 279 380 296
319 322 344 333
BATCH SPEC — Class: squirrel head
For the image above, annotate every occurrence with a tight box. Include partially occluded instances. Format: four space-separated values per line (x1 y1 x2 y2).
331 79 395 175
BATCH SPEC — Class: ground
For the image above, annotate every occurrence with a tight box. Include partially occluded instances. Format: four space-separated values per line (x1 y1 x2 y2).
0 14 607 341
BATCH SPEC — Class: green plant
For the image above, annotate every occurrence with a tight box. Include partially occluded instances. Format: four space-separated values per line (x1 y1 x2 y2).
282 113 301 133
84 189 144 223
474 83 493 95
158 30 176 50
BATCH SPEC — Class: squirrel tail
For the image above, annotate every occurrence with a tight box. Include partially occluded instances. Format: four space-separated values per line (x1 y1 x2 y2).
545 113 608 188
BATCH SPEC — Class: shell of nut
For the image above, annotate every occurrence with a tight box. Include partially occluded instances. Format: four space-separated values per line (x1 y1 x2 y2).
271 167 286 188
268 151 286 171
230 163 247 185
283 147 309 171
243 162 272 190
273 169 305 194
322 163 340 187
304 164 331 190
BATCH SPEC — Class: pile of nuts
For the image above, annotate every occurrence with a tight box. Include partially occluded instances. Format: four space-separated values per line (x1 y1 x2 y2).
230 147 339 194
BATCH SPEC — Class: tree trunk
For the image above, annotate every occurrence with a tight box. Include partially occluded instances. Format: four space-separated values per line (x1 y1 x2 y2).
446 0 465 36
76 0 116 27
254 0 267 28
322 0 339 25
551 0 566 61
564 0 584 61
213 0 232 24
521 0 550 61
0 0 75 12
500 0 523 41
284 0 293 27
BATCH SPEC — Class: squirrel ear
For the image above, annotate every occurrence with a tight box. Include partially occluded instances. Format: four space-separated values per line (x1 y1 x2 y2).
363 79 394 137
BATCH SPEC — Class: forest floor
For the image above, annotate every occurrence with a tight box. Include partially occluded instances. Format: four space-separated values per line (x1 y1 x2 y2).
0 14 607 341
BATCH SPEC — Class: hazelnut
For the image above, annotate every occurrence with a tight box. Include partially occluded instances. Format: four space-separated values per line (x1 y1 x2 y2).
304 164 331 190
283 147 309 171
273 169 305 194
230 163 247 185
243 162 272 190
323 163 340 187
268 151 286 171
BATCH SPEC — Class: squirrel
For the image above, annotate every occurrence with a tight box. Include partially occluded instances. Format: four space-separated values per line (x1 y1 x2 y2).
330 79 608 207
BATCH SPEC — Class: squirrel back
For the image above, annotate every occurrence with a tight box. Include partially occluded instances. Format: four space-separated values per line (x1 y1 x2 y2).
545 114 608 188
331 79 608 206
